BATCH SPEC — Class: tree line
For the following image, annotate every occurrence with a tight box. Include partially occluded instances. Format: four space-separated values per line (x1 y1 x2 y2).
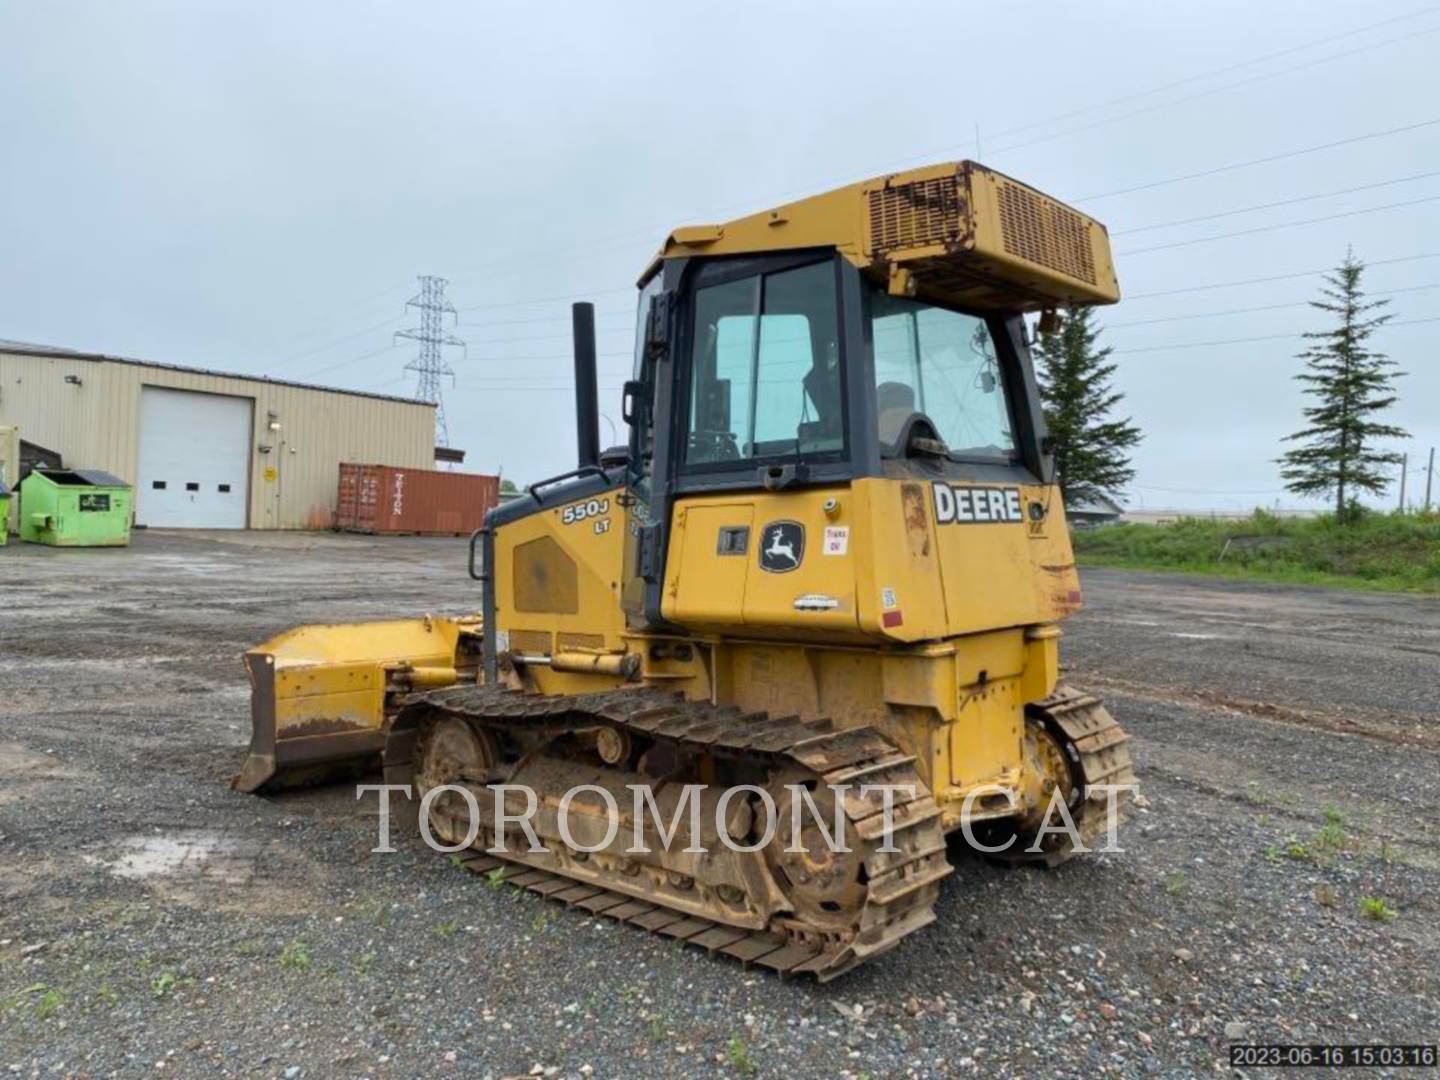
1035 250 1410 521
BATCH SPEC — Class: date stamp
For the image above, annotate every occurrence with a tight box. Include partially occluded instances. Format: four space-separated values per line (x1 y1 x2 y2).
1230 1044 1437 1068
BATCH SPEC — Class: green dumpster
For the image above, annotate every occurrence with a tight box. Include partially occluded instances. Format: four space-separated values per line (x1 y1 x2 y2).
0 481 9 546
19 469 133 547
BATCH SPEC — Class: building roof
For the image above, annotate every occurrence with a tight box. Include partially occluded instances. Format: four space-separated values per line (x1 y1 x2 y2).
0 339 437 408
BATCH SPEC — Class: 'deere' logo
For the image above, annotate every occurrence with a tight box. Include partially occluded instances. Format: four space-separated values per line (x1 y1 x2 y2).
758 521 805 573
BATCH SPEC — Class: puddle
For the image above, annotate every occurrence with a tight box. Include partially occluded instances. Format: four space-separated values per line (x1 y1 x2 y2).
89 831 258 886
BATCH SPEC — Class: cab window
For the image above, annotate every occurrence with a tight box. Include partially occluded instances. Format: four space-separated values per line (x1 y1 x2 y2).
870 292 1016 460
685 261 842 466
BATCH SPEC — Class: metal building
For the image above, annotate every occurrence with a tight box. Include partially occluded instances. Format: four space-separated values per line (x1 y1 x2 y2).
0 341 436 530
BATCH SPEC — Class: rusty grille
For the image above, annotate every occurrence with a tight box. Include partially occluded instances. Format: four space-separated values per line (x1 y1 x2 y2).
996 182 1096 285
867 176 963 253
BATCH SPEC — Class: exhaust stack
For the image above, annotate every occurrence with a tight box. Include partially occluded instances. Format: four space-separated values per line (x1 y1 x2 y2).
572 301 600 469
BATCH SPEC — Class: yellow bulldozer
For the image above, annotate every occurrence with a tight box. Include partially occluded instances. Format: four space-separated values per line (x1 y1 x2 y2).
236 160 1135 980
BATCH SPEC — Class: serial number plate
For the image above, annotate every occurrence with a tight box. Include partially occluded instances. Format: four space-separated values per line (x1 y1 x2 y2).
1230 1044 1437 1068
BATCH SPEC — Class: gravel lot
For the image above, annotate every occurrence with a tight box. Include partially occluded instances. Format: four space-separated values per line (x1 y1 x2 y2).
1 533 1436 1078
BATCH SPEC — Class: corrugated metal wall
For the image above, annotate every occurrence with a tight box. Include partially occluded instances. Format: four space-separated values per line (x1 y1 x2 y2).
0 349 435 529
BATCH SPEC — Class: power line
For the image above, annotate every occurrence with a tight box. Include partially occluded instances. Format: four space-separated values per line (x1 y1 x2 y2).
1124 253 1440 299
454 285 636 313
984 6 1440 149
1118 194 1440 256
1105 283 1440 328
1112 315 1440 354
989 23 1440 160
456 310 632 330
419 15 1440 300
1112 170 1440 236
297 342 402 380
1075 118 1440 204
282 312 406 364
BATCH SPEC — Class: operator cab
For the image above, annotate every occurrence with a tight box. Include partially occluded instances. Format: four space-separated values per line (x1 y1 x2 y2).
622 249 1053 626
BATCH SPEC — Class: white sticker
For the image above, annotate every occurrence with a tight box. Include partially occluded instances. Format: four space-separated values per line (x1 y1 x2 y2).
822 525 849 555
881 587 897 610
794 593 840 611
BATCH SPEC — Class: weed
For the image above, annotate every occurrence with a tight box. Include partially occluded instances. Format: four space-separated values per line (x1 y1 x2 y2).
1264 844 1284 865
1360 896 1396 922
448 854 466 869
727 1034 756 1075
1313 884 1338 908
647 1015 666 1043
1379 839 1398 865
1284 837 1310 861
485 868 506 890
356 952 376 975
279 941 312 971
1314 823 1347 852
95 984 119 1008
532 910 555 933
34 988 63 1020
434 921 458 937
1162 870 1187 896
1323 805 1345 827
151 972 177 1000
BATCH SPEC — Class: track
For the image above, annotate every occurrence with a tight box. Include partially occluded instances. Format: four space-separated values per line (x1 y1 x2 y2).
391 686 953 980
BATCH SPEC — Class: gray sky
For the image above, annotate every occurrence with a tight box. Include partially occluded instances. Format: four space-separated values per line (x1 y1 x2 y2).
2 0 1436 510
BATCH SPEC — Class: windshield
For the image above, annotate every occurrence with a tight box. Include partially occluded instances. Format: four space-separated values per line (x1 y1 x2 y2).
870 292 1016 460
684 260 843 466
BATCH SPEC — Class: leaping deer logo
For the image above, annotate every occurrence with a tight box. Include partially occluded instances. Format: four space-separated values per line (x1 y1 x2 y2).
760 522 804 572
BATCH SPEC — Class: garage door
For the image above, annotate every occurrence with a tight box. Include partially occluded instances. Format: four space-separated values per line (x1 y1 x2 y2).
136 387 252 528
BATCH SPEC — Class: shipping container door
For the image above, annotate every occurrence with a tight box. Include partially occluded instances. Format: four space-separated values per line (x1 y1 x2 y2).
136 387 252 528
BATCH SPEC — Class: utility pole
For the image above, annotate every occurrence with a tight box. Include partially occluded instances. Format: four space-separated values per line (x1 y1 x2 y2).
396 275 465 447
1397 452 1407 511
1426 447 1435 512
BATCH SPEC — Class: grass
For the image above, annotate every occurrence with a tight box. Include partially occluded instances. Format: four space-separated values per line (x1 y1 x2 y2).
278 941 311 971
151 972 177 999
727 1034 757 1075
1073 509 1440 593
1360 896 1397 922
34 988 64 1020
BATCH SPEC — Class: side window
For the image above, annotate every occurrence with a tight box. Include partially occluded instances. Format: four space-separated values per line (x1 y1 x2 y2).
685 261 842 467
870 293 1016 459
687 277 758 464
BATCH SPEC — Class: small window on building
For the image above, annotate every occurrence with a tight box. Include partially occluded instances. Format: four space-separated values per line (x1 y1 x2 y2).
218 484 231 493
185 482 200 492
152 480 167 490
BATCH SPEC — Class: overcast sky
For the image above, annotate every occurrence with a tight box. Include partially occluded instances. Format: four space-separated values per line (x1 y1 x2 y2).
2 1 1436 510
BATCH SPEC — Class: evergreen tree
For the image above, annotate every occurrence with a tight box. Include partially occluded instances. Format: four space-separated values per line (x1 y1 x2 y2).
1032 306 1141 505
1278 251 1406 517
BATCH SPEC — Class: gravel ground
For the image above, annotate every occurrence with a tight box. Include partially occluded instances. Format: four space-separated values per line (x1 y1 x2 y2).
1 533 1436 1078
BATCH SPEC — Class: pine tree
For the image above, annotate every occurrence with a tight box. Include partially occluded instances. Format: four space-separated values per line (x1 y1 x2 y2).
1032 306 1141 506
1278 251 1407 518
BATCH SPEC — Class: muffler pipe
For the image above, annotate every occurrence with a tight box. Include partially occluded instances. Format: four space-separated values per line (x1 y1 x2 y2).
572 301 600 469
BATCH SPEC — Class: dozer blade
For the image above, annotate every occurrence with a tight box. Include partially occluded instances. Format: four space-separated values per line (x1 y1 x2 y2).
234 616 478 793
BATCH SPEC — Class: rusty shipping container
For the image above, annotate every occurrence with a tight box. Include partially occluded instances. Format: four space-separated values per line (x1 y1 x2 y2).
335 463 499 536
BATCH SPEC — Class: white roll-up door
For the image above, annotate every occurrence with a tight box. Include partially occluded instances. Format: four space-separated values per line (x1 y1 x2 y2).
136 387 253 528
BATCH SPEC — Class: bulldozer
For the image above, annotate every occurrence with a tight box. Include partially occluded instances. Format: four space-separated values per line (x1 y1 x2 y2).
236 160 1135 980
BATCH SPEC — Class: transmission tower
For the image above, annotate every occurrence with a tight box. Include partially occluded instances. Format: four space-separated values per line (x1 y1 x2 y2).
395 275 465 446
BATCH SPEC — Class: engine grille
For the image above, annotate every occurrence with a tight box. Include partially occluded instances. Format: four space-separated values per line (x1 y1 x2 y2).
996 181 1096 285
867 176 963 253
